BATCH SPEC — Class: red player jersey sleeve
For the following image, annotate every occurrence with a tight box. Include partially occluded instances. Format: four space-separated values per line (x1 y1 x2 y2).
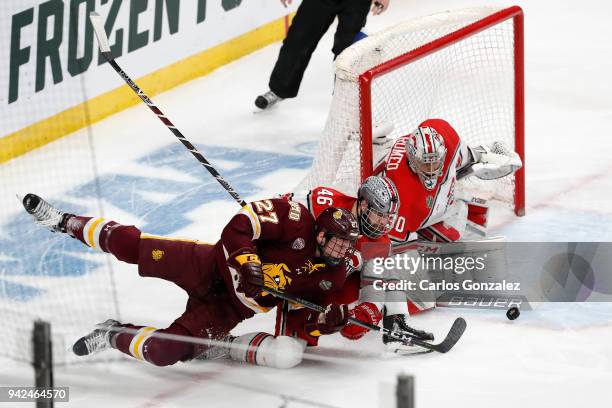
298 187 357 218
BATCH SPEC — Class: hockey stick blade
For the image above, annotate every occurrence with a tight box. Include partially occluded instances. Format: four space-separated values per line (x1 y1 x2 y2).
412 317 467 353
264 286 466 354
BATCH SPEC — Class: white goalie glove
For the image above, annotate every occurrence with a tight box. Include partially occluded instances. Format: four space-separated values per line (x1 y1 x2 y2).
469 141 522 180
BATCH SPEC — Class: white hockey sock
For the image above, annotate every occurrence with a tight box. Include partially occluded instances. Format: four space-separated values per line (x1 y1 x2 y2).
229 333 305 369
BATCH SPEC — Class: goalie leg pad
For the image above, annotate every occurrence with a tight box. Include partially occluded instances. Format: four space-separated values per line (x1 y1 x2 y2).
417 222 461 242
466 201 490 235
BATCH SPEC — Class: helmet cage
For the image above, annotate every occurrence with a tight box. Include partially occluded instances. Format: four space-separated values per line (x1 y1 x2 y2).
406 127 447 191
358 205 397 239
319 233 357 266
357 176 400 239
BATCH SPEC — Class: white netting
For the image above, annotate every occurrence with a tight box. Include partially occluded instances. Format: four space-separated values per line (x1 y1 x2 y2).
297 6 520 208
0 1 120 365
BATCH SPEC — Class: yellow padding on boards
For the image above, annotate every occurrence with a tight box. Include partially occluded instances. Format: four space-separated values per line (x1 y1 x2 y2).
0 13 294 164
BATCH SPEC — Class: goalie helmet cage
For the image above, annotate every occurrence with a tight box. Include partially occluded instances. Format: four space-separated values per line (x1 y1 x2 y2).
297 5 525 216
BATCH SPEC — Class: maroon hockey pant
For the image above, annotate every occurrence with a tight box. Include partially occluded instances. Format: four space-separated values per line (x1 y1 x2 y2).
66 216 246 366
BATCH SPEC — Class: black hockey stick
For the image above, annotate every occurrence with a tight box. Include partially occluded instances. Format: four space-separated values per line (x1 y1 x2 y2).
263 286 466 354
89 13 246 207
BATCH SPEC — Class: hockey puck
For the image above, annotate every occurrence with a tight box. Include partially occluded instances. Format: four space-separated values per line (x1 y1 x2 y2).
506 307 520 320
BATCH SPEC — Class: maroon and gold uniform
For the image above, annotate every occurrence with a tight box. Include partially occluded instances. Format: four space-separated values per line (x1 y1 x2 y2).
277 187 392 344
296 186 391 266
63 198 350 365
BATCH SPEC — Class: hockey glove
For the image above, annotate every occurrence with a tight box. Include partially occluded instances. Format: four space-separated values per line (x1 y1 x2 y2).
232 248 264 299
341 302 382 340
469 141 522 180
304 303 349 336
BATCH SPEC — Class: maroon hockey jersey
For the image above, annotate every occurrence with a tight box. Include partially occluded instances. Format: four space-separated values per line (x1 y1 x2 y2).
215 198 349 316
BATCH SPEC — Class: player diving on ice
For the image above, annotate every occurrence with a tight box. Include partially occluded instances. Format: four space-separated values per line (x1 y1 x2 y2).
282 176 435 348
22 194 359 368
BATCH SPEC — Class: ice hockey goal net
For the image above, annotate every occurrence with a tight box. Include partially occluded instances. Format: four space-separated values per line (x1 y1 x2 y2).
297 5 525 216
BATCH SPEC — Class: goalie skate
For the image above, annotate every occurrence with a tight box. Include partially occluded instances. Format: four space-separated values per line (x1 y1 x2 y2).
22 193 73 233
72 319 121 356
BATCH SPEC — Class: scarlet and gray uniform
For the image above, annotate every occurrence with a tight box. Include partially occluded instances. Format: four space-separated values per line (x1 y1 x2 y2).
290 187 392 266
277 187 391 344
378 118 472 244
65 198 348 365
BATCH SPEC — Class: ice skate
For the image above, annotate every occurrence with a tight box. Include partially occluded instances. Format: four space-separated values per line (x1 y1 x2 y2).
22 193 73 233
72 319 121 356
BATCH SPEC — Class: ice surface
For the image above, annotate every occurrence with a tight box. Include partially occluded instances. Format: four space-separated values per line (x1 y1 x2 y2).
1 0 612 407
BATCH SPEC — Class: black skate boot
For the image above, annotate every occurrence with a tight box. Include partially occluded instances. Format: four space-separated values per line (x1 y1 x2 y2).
254 90 283 110
382 314 434 344
72 319 121 356
22 193 73 233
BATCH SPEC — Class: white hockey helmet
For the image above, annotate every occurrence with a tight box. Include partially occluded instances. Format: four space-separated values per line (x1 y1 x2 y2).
406 126 447 190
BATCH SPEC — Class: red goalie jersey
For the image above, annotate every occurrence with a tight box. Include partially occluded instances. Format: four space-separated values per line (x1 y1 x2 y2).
378 119 472 244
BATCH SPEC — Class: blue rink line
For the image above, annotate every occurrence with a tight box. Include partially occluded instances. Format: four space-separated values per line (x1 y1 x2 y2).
0 143 313 302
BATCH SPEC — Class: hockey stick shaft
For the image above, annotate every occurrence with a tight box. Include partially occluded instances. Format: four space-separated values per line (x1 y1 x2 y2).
263 286 465 353
89 13 246 207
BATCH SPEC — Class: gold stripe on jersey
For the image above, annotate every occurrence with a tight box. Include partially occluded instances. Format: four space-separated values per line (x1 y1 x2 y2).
140 234 211 245
239 204 262 240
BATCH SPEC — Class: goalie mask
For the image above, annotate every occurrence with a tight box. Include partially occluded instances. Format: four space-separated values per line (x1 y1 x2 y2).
357 176 400 239
406 126 447 190
315 208 359 266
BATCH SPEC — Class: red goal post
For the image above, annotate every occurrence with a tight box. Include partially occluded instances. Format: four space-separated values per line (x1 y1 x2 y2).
297 6 525 216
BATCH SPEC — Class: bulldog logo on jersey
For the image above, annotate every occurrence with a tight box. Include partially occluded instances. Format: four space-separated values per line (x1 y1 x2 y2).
262 263 292 294
151 249 164 261
291 238 305 250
